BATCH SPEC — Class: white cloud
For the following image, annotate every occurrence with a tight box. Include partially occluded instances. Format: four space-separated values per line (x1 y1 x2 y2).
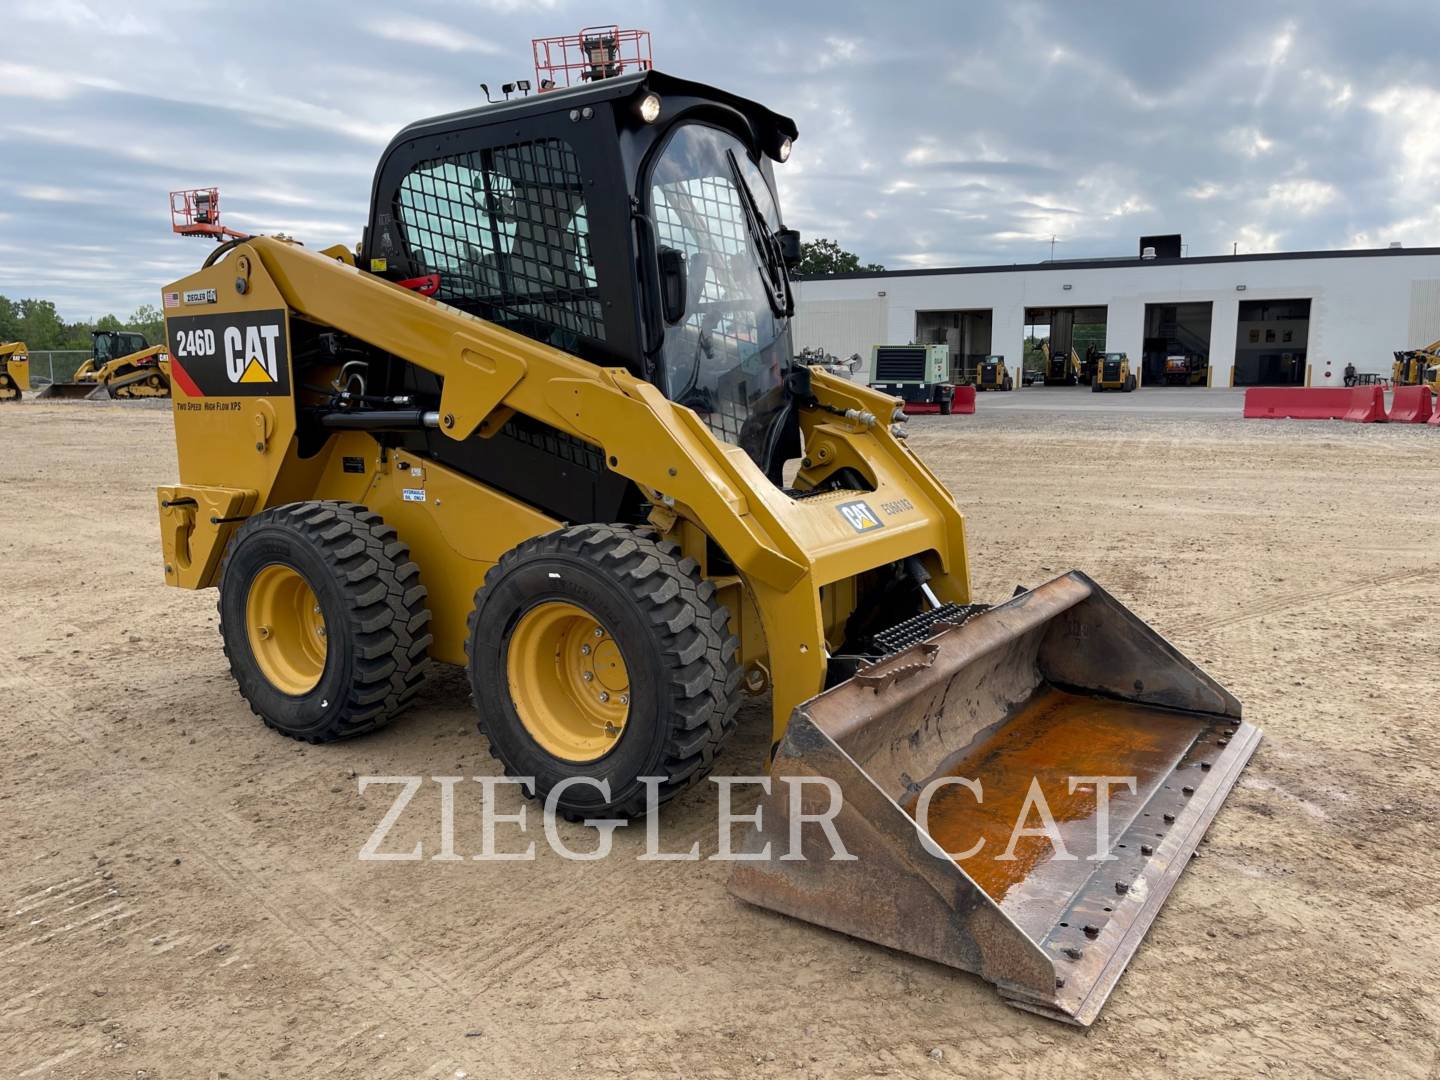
1230 126 1275 158
365 17 501 54
1234 224 1281 253
1263 179 1338 215
15 0 156 36
1367 85 1440 187
0 62 120 100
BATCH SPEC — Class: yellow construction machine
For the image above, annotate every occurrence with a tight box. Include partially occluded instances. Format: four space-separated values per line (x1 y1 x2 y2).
1392 338 1440 389
0 341 30 402
1042 341 1082 386
973 355 1013 391
152 69 1259 1026
39 330 170 400
1092 352 1137 392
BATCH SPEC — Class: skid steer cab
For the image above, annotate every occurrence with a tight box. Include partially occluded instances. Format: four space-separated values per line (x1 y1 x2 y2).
153 68 1258 1025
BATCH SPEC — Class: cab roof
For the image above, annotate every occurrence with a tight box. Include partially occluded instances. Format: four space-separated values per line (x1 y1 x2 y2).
385 69 798 153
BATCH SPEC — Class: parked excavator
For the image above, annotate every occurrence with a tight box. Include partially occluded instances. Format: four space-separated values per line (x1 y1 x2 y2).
38 330 170 399
0 341 30 402
151 61 1258 1027
1392 338 1440 389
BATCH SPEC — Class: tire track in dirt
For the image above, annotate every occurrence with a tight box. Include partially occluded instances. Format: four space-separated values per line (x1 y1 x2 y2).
2 670 482 1078
1170 566 1430 636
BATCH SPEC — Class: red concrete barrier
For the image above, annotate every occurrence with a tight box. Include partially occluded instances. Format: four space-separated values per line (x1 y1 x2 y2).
1389 385 1434 424
1430 405 1440 426
1243 387 1382 421
1342 385 1387 422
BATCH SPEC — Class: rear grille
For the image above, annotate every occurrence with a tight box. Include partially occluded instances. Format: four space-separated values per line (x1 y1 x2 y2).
875 346 927 381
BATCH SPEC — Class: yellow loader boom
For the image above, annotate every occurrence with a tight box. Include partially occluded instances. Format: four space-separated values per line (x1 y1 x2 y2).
153 69 1258 1025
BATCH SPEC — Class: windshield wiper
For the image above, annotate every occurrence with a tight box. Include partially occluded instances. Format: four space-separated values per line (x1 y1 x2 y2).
725 149 793 319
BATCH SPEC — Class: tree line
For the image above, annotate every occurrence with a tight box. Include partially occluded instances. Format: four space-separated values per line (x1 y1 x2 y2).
3 237 882 351
1 296 165 352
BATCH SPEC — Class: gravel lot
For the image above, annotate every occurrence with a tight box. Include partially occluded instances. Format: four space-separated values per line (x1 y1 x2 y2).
1 397 1436 1078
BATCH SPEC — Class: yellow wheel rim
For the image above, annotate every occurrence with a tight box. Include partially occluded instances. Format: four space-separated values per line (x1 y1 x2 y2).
246 564 328 695
505 601 631 763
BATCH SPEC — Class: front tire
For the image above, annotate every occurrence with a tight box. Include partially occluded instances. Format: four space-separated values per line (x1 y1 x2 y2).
939 395 953 415
218 502 432 742
467 525 741 819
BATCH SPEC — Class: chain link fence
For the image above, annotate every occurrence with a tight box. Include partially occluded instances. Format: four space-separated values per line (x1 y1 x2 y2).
24 351 91 385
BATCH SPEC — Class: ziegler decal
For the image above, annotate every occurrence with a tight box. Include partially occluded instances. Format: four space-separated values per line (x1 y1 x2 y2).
837 499 884 532
166 310 291 397
183 288 218 305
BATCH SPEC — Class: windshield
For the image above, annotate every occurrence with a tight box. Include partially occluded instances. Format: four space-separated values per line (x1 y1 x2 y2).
648 123 790 463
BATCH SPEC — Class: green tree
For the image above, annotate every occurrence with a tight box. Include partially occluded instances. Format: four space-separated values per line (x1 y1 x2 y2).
795 237 884 276
0 296 19 343
16 299 68 349
125 304 165 345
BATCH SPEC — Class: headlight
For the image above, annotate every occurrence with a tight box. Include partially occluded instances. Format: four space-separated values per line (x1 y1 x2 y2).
636 92 661 124
777 137 792 162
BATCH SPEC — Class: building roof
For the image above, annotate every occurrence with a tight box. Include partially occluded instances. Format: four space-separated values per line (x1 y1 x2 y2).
797 245 1440 283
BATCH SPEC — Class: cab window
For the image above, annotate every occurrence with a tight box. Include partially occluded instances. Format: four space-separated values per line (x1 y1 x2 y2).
395 137 605 352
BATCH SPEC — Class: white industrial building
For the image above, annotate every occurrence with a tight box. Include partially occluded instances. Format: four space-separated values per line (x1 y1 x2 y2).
793 240 1440 389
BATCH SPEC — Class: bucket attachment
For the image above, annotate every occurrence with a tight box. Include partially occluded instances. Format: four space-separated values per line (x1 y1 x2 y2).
37 381 106 400
729 572 1260 1026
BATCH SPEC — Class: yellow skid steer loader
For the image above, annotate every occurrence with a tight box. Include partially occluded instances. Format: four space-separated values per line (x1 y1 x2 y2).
39 330 170 400
152 69 1259 1026
0 341 30 402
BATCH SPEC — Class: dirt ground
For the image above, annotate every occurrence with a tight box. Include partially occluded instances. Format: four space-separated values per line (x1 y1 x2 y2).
1 398 1437 1079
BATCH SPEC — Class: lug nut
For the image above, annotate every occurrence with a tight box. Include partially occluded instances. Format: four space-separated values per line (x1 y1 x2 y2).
582 671 594 682
619 694 629 705
580 644 591 655
1115 881 1129 895
1062 946 1084 961
1163 812 1176 823
1083 925 1100 939
593 627 604 638
1182 786 1194 795
1141 844 1154 856
598 691 610 703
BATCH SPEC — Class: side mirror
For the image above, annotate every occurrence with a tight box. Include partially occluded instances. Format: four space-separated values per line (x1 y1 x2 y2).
777 228 801 269
658 246 688 325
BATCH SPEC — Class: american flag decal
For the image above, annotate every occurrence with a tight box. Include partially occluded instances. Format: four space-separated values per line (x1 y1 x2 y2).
163 291 180 309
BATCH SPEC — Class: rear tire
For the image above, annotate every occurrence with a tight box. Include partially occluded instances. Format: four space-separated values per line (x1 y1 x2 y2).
467 524 741 819
218 501 432 742
939 395 953 415
0 372 18 402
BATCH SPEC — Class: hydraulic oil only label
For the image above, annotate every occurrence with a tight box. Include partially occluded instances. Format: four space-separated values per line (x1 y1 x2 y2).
166 309 291 397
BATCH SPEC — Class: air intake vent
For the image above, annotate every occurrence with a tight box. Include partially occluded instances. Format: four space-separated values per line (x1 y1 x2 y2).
875 346 927 381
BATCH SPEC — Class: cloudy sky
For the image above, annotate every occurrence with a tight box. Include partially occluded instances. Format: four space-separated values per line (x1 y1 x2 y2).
3 0 1439 319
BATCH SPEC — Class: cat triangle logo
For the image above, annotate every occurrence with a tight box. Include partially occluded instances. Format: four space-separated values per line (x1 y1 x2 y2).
239 357 274 383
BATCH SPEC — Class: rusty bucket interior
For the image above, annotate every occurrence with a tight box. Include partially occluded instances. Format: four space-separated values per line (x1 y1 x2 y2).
729 571 1261 1026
